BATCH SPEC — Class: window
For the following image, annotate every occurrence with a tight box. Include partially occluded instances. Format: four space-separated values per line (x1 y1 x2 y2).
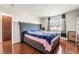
49 16 64 32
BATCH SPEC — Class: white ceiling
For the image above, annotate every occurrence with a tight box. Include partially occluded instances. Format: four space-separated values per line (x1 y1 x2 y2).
1 4 79 18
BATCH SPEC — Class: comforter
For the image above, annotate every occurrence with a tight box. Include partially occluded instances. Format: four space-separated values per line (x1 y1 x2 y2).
23 31 59 44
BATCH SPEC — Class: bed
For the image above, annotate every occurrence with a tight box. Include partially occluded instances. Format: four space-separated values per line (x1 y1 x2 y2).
19 22 60 54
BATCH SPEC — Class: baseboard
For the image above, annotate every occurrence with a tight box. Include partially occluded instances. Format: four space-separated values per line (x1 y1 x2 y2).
75 42 79 45
0 41 2 43
12 40 21 44
77 43 79 45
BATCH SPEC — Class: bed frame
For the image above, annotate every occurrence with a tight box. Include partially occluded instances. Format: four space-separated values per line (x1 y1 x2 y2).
19 22 60 54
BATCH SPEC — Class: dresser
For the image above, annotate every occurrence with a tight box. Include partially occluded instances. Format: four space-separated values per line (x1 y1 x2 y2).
68 31 76 42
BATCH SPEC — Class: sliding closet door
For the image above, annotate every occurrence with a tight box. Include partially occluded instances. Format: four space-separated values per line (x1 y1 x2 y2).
2 15 12 41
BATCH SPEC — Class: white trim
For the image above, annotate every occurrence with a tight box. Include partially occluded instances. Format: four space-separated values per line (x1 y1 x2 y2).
0 15 2 43
12 40 20 44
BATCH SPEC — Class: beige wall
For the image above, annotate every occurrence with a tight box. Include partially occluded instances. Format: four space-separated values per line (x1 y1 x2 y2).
0 15 2 42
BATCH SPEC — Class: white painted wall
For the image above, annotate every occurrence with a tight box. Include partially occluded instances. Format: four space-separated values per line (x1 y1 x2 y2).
66 10 79 33
41 17 48 31
0 5 41 43
0 16 2 42
12 16 41 43
12 22 20 43
65 10 79 40
12 16 41 24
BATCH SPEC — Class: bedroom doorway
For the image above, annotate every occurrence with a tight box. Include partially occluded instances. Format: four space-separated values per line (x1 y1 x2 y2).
2 15 12 53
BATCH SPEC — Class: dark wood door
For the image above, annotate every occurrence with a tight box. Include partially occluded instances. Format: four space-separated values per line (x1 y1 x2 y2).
2 15 12 41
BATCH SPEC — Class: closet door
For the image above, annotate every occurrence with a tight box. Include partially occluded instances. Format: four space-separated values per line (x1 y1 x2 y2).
2 15 12 41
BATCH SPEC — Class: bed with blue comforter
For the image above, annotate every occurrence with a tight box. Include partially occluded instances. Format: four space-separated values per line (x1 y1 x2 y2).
23 31 59 45
21 30 60 53
19 22 60 53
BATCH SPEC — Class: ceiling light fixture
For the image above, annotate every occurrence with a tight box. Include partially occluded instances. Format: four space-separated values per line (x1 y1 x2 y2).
10 4 14 6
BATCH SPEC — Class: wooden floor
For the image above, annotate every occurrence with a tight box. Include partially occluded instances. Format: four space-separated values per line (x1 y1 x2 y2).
0 38 79 54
